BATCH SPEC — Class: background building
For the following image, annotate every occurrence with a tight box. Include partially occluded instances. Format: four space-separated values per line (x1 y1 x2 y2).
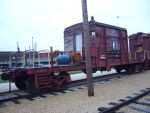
0 51 54 68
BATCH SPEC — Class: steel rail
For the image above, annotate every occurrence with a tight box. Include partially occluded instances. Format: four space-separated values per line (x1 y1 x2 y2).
0 72 122 104
98 88 150 113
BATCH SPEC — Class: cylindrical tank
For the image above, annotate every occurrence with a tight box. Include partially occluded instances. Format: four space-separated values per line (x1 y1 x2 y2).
56 55 71 64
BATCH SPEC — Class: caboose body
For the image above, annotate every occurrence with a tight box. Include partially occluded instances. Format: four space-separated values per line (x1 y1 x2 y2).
64 19 129 72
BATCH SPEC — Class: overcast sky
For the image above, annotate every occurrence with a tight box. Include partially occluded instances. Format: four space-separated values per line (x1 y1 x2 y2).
0 0 149 51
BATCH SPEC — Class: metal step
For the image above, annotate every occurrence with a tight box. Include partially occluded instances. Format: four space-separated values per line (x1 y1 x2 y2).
35 73 51 89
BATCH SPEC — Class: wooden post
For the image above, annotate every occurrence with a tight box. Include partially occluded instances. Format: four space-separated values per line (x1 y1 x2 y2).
24 47 27 66
50 47 53 67
17 42 20 67
81 0 94 96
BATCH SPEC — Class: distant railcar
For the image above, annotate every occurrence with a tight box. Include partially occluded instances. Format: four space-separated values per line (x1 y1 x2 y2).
129 32 150 70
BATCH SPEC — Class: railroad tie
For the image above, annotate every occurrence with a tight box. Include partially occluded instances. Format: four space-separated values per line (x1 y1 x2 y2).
11 99 21 104
108 102 118 106
37 94 47 98
98 107 108 112
134 101 150 106
26 97 35 101
118 99 126 102
129 106 150 113
0 102 6 108
144 98 150 101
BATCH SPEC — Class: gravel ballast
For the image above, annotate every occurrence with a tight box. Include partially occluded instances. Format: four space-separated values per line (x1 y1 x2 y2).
1 70 150 113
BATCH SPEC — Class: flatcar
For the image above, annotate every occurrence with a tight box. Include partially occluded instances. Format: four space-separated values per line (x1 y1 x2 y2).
1 18 150 93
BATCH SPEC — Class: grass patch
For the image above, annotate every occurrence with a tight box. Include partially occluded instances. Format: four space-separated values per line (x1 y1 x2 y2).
0 77 7 83
68 70 82 75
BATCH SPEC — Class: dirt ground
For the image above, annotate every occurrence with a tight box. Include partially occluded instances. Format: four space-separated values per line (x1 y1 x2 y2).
0 70 150 113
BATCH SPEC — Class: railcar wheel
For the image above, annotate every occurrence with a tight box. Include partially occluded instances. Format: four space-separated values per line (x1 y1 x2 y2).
92 68 97 73
26 76 36 94
15 77 27 90
59 72 71 82
58 72 71 88
82 68 97 74
125 66 135 74
139 68 143 72
116 68 121 74
82 69 86 74
139 65 143 72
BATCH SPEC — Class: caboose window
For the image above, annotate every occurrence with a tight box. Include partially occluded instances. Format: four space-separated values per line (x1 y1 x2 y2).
91 32 96 36
64 36 74 52
112 41 120 50
107 37 120 51
106 28 119 37
75 34 82 53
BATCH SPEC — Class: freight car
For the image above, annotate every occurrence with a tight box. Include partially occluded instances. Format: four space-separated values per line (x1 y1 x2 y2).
1 18 150 93
128 32 150 71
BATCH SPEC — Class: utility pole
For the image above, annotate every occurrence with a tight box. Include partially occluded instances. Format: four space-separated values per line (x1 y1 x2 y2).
32 37 34 68
81 0 94 96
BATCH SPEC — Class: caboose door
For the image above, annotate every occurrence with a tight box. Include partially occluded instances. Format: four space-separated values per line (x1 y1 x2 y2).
75 34 82 54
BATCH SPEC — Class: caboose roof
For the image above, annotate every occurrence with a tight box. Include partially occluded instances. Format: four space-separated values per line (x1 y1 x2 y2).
64 20 127 32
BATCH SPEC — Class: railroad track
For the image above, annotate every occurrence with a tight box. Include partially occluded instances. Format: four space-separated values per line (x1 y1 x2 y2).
0 72 129 108
98 88 150 113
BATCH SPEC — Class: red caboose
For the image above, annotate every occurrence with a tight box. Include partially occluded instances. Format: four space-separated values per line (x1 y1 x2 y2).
64 18 129 73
